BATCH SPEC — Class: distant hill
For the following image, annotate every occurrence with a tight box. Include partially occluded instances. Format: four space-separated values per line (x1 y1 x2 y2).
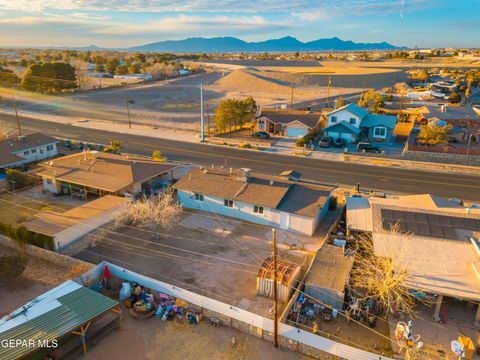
128 36 403 53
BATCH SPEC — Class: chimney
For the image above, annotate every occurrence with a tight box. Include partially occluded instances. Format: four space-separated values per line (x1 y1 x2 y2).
237 168 251 182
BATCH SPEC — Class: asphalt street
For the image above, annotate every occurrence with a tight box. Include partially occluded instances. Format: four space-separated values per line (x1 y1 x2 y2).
4 113 480 202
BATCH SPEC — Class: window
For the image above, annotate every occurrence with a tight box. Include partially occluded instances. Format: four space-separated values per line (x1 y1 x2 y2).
331 116 337 123
373 126 387 138
258 119 265 130
194 192 204 201
224 199 234 208
31 149 37 153
254 205 264 214
40 149 44 154
46 145 54 151
46 179 52 185
23 150 29 155
349 118 356 125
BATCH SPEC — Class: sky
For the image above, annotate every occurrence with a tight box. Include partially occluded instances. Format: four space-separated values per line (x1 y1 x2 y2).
0 0 479 49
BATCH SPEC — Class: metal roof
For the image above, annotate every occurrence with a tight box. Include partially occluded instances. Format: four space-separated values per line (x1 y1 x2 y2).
0 280 118 360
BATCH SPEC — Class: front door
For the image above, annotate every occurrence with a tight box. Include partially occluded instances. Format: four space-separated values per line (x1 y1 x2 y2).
280 212 289 229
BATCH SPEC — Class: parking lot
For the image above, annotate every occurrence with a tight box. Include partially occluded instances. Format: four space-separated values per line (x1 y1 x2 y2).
75 209 331 317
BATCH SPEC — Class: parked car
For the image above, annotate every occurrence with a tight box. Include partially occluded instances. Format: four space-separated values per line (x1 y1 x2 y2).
318 136 333 148
251 131 270 139
333 138 347 148
357 142 384 154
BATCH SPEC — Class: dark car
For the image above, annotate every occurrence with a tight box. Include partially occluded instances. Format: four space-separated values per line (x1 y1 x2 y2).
357 142 384 154
318 136 333 148
333 138 347 148
251 131 270 139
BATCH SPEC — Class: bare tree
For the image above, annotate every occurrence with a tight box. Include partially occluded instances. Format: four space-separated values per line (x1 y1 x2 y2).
349 227 421 316
0 121 12 140
116 191 181 239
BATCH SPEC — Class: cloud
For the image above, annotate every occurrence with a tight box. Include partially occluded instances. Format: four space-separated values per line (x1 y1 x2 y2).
0 0 442 14
95 15 289 35
292 10 331 22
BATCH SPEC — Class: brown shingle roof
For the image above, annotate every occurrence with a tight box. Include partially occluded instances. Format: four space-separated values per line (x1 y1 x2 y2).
37 151 175 192
173 167 332 217
0 133 58 167
258 108 323 128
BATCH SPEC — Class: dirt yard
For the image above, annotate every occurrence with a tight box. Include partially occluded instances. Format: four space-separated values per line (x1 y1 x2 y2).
74 209 336 317
84 304 311 360
0 186 78 225
0 245 92 316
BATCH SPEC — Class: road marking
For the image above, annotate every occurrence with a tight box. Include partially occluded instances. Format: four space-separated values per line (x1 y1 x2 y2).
125 140 480 189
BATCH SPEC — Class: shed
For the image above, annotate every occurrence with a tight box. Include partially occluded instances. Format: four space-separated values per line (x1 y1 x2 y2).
305 244 354 310
0 280 119 360
256 257 301 303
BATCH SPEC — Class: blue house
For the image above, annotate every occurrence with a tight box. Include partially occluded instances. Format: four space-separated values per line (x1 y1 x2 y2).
322 103 398 143
172 167 333 236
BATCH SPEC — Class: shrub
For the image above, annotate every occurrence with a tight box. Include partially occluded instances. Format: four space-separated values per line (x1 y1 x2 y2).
239 142 251 149
0 255 28 277
295 138 306 147
329 196 338 210
5 169 37 190
0 222 54 250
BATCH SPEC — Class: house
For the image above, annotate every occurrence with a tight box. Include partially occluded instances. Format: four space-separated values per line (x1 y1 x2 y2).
304 244 354 311
256 257 301 303
0 133 59 170
322 103 398 143
172 167 333 236
36 151 177 199
24 195 129 251
254 108 325 138
346 194 480 324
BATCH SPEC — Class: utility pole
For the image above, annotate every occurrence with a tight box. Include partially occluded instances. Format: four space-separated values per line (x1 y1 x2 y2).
200 83 205 142
290 84 294 109
125 99 134 129
205 102 211 140
13 99 22 136
272 228 279 348
325 76 332 108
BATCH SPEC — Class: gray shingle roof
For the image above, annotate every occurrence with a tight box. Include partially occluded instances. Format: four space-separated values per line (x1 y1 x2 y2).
258 108 323 128
323 120 361 134
360 114 397 129
0 133 58 167
327 103 369 119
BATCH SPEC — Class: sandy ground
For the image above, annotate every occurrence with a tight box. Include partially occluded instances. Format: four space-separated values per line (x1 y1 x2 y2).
84 306 311 360
0 245 91 316
75 209 338 317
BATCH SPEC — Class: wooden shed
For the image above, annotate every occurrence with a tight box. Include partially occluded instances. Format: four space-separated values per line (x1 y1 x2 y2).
304 244 354 310
256 257 301 303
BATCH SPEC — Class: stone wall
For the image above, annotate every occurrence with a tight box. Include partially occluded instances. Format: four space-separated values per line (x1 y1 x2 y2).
403 150 480 167
0 234 93 269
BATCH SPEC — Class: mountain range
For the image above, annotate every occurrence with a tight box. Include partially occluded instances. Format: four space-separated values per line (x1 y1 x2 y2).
126 36 402 53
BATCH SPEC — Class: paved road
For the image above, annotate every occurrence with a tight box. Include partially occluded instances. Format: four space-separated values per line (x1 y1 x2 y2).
5 113 480 202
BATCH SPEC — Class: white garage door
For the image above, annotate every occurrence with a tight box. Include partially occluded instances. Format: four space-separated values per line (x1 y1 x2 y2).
286 127 308 138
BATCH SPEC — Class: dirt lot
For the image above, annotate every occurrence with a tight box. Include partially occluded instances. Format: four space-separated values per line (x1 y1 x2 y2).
0 186 78 225
84 304 311 360
75 210 334 317
0 245 91 316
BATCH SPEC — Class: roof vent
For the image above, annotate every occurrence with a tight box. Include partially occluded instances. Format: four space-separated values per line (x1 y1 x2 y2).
269 180 274 186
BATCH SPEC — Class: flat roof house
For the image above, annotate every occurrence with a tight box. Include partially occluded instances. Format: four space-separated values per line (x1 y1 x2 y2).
255 108 325 138
322 103 397 143
346 193 480 324
0 133 59 169
172 167 333 236
37 150 176 199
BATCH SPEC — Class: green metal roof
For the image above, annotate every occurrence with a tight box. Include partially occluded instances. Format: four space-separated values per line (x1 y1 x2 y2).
0 281 118 360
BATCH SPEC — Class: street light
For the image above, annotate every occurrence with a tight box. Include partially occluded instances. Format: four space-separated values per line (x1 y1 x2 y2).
125 99 135 129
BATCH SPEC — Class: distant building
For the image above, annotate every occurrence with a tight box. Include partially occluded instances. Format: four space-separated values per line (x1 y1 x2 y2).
173 167 333 235
113 73 153 81
0 133 59 170
322 103 397 143
254 108 325 138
